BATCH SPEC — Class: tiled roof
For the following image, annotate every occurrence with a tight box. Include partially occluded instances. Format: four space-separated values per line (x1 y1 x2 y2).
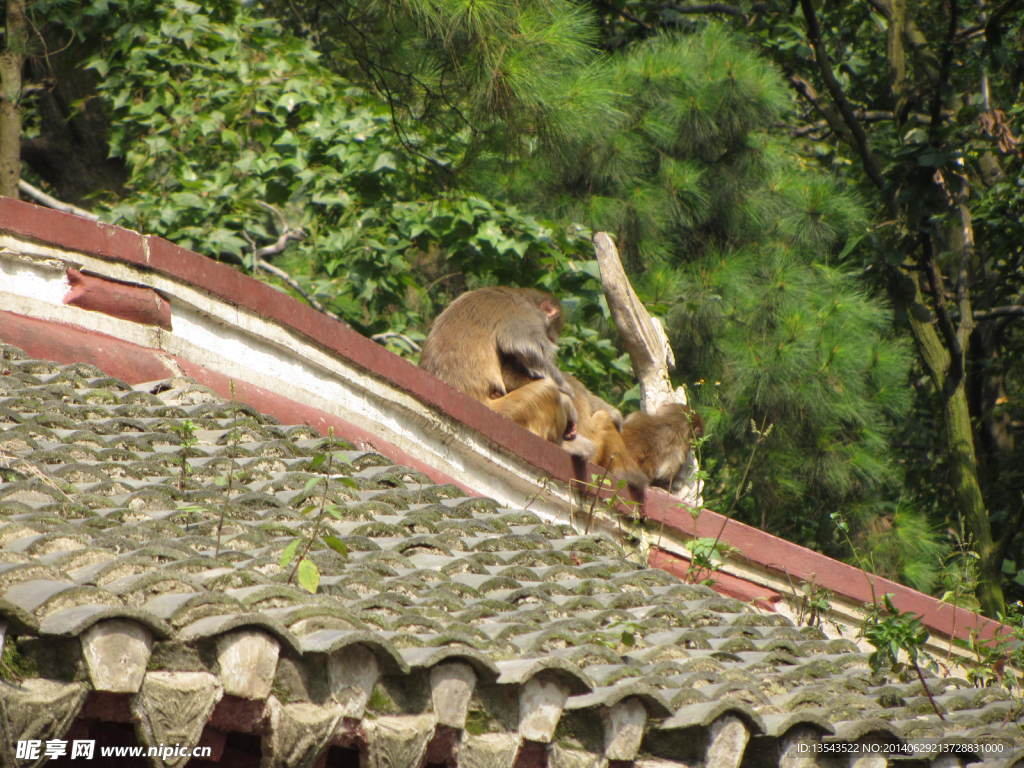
1 343 1020 767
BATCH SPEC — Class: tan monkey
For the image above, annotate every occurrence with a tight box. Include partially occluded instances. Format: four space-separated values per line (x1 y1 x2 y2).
420 287 579 443
621 403 704 489
505 363 646 486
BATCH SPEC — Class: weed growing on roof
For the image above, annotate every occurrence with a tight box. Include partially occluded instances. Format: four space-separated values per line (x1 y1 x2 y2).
791 578 835 630
862 593 946 721
722 417 773 522
571 468 641 536
170 419 199 491
684 537 736 586
281 431 352 593
967 602 1024 724
213 386 243 558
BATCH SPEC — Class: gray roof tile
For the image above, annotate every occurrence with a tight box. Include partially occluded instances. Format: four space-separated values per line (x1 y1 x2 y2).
0 344 1020 765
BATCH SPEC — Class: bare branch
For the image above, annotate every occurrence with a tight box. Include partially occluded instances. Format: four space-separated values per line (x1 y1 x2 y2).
660 3 748 16
253 227 305 261
254 257 343 323
974 305 1024 320
18 179 99 220
788 75 854 145
593 232 680 411
927 0 959 143
371 331 421 354
593 232 702 505
790 110 894 138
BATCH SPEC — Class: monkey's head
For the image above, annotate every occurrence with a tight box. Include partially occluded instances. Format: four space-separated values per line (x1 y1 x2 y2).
655 403 704 438
516 288 563 342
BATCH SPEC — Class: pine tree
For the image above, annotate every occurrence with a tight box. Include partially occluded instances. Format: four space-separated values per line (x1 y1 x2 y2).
503 26 940 582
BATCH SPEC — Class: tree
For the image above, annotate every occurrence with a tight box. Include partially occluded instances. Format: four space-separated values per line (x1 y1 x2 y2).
586 0 1023 619
499 26 937 582
1 0 27 197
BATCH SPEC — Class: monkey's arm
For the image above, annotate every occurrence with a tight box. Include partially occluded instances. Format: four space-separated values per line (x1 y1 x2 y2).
496 342 567 390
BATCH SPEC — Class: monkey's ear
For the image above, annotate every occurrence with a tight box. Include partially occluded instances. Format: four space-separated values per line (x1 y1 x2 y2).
539 299 560 321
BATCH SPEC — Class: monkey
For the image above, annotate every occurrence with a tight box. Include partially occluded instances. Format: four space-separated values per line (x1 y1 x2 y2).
620 403 704 490
503 360 647 486
563 373 623 429
420 287 579 443
485 377 575 443
559 374 648 487
583 409 649 488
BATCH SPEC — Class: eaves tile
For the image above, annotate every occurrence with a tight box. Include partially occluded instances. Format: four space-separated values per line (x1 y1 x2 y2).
37 603 171 638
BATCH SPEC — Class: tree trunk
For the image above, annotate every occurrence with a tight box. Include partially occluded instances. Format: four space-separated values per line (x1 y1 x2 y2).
904 268 1004 617
0 0 26 198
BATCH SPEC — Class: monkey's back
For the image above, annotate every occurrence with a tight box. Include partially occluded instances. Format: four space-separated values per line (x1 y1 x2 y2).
420 287 536 402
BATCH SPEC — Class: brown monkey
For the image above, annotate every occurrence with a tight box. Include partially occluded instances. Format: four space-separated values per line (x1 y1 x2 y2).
621 403 704 489
420 287 578 442
584 409 648 487
505 363 646 485
486 378 575 443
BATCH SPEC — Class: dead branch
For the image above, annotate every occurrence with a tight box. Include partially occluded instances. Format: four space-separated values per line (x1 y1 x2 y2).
18 179 99 220
593 232 684 412
593 231 702 505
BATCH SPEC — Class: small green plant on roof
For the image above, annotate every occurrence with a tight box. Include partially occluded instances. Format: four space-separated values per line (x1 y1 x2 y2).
280 439 352 594
685 537 737 586
862 593 946 721
170 419 199 491
572 469 642 534
721 418 773 522
606 620 644 650
967 601 1024 711
212 405 244 557
792 579 834 629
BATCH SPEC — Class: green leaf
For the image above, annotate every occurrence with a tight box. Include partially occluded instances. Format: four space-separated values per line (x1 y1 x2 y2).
372 152 397 172
279 539 301 568
297 558 320 593
322 534 349 556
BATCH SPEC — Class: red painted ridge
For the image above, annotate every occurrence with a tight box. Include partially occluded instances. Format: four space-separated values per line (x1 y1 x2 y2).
642 491 1004 642
649 547 781 610
65 268 172 330
0 199 1005 644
